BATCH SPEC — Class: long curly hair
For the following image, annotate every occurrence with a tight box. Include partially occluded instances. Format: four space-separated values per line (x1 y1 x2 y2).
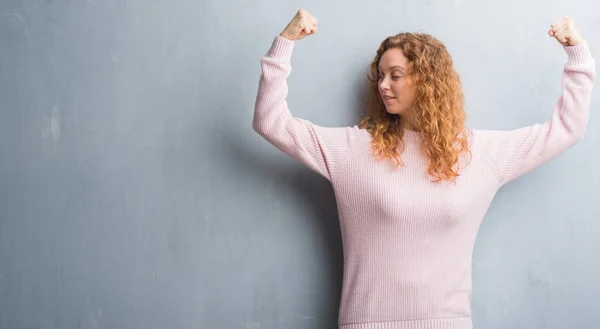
359 32 472 182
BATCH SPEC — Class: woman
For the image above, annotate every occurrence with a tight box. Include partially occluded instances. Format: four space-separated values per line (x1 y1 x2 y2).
253 8 595 329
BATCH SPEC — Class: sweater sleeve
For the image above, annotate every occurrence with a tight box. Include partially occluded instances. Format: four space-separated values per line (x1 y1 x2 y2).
472 41 596 186
252 35 360 181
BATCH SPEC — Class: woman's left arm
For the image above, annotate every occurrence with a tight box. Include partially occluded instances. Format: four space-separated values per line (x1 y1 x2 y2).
473 17 596 186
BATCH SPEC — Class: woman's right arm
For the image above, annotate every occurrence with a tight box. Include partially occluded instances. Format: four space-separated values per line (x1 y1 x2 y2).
253 35 360 182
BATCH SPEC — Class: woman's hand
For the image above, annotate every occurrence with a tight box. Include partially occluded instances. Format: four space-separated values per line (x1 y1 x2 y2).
548 16 584 46
279 8 318 41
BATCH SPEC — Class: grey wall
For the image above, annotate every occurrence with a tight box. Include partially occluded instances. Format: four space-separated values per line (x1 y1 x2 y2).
1 0 599 328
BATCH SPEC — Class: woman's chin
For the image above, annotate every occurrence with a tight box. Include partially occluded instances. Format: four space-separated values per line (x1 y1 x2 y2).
385 107 405 115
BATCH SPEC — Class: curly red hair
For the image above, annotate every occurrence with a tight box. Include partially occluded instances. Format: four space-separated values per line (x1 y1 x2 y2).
359 32 472 182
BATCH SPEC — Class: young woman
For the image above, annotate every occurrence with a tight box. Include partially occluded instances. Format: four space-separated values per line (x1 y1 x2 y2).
253 8 595 329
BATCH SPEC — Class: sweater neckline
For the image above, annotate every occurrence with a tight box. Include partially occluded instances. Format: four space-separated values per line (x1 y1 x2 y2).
402 129 422 138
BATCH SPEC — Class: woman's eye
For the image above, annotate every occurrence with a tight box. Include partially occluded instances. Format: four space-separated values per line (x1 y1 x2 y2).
379 73 401 80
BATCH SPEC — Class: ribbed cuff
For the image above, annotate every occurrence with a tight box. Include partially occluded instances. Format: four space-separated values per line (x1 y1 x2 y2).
265 35 295 59
565 40 593 65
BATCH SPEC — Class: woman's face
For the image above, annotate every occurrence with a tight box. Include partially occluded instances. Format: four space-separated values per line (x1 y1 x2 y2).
378 48 416 116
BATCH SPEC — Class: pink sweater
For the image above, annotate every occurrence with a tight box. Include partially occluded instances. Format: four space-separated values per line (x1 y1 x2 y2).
253 35 595 329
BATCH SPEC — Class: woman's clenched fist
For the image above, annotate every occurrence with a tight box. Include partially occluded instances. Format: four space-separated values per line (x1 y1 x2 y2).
548 16 584 46
279 8 318 41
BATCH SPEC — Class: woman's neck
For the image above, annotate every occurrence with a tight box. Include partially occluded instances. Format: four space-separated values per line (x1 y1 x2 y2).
401 121 420 132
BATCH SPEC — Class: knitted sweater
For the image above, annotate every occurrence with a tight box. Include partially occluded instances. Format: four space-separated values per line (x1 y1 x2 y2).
252 35 595 329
